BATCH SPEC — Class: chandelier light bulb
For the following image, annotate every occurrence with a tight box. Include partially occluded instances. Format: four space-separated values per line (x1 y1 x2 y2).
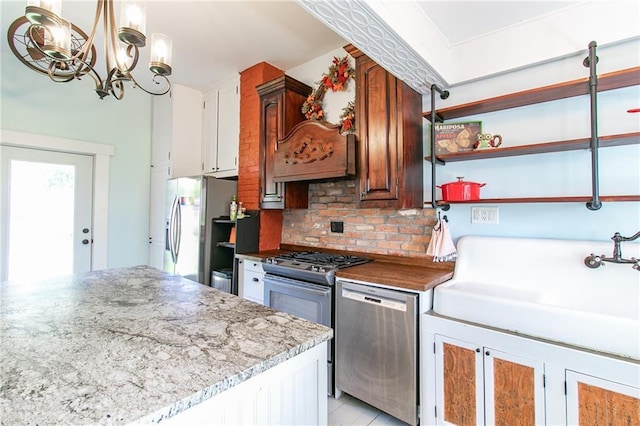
149 33 172 76
116 46 132 71
118 3 147 47
25 0 62 26
44 19 71 59
124 3 145 32
118 2 146 46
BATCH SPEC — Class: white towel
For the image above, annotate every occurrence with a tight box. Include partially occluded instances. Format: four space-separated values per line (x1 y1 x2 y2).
426 217 457 262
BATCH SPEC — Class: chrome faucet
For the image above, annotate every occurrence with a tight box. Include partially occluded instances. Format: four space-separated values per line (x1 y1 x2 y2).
585 231 640 271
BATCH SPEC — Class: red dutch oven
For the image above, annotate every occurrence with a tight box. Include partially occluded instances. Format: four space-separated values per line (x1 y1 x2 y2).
438 177 486 201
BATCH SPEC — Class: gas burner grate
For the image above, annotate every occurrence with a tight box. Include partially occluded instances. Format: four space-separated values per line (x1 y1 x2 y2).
275 251 371 268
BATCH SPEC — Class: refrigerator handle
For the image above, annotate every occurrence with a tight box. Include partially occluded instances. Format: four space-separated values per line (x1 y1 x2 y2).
169 196 179 264
174 198 182 261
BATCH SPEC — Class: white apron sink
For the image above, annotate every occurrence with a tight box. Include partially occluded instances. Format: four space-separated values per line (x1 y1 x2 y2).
433 236 640 360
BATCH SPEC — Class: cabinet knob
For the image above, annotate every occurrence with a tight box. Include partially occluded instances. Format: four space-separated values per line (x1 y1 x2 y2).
485 351 490 356
476 348 480 353
252 278 259 282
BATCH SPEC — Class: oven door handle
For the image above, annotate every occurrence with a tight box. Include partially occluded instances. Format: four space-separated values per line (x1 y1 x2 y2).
264 275 331 296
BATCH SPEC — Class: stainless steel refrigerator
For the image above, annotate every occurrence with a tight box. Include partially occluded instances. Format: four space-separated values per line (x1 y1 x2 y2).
164 176 237 286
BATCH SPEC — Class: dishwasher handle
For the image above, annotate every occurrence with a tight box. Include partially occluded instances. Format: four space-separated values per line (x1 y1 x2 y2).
341 288 408 312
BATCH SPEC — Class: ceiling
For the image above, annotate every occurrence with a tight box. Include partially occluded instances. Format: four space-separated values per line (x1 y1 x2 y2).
1 1 581 93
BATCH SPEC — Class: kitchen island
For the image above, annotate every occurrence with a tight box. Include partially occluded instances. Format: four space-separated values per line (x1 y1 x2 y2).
0 266 332 425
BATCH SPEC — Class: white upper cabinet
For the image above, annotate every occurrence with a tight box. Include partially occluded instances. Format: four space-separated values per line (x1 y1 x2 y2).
202 75 240 178
152 83 203 178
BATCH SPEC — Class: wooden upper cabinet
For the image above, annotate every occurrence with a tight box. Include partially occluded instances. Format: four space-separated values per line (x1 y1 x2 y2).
256 75 312 209
345 45 423 209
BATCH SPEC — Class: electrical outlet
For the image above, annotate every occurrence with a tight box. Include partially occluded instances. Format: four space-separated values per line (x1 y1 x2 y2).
471 207 499 224
330 221 344 233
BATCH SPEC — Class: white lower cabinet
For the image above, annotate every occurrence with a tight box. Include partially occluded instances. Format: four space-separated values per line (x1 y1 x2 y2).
422 314 640 426
238 258 265 304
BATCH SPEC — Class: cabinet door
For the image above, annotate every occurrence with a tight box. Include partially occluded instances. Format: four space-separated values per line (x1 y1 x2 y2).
257 76 310 210
216 77 239 175
202 89 219 174
435 335 484 425
149 166 168 243
356 57 399 205
566 371 640 426
170 84 203 178
352 51 423 209
484 348 545 426
152 93 172 167
203 77 239 177
259 90 285 207
149 165 169 269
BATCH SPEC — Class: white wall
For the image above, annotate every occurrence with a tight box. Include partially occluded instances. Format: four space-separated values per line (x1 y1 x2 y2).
424 39 640 243
0 50 153 268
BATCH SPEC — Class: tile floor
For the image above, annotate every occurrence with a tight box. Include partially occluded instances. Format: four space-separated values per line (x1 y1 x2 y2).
328 393 409 426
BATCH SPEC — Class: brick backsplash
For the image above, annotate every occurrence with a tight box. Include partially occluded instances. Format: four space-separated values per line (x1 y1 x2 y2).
282 179 438 258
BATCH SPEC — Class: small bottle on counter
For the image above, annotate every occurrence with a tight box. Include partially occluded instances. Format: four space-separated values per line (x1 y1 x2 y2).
229 195 238 220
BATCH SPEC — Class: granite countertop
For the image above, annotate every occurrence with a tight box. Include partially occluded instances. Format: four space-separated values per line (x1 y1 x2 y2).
0 266 332 425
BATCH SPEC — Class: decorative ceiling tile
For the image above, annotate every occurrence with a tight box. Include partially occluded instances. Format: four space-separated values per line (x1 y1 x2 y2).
297 0 447 95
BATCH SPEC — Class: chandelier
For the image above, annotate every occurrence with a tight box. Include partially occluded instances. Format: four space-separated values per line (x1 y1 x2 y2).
7 0 172 100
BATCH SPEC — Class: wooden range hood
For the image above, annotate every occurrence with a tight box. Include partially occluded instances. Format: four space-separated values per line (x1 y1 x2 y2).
272 120 356 183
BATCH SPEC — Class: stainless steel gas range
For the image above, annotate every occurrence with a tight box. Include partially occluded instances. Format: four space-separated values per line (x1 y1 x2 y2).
262 251 371 395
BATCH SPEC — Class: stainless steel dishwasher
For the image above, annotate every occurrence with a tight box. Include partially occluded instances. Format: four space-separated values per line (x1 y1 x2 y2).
335 279 419 426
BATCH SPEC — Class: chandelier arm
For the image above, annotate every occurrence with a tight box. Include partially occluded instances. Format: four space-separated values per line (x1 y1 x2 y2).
105 0 127 73
46 61 76 82
102 0 113 73
124 72 172 96
110 79 125 100
72 0 102 64
122 44 141 74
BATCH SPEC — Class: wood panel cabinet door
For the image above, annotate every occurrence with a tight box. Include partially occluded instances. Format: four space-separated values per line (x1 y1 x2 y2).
435 335 484 425
566 371 640 426
256 75 311 209
483 348 545 426
435 335 545 426
348 46 423 209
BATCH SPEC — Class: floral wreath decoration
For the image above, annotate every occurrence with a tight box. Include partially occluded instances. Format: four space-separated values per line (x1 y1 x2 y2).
301 56 356 134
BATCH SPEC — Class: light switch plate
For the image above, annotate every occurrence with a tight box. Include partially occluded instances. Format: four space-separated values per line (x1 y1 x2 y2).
471 207 499 224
